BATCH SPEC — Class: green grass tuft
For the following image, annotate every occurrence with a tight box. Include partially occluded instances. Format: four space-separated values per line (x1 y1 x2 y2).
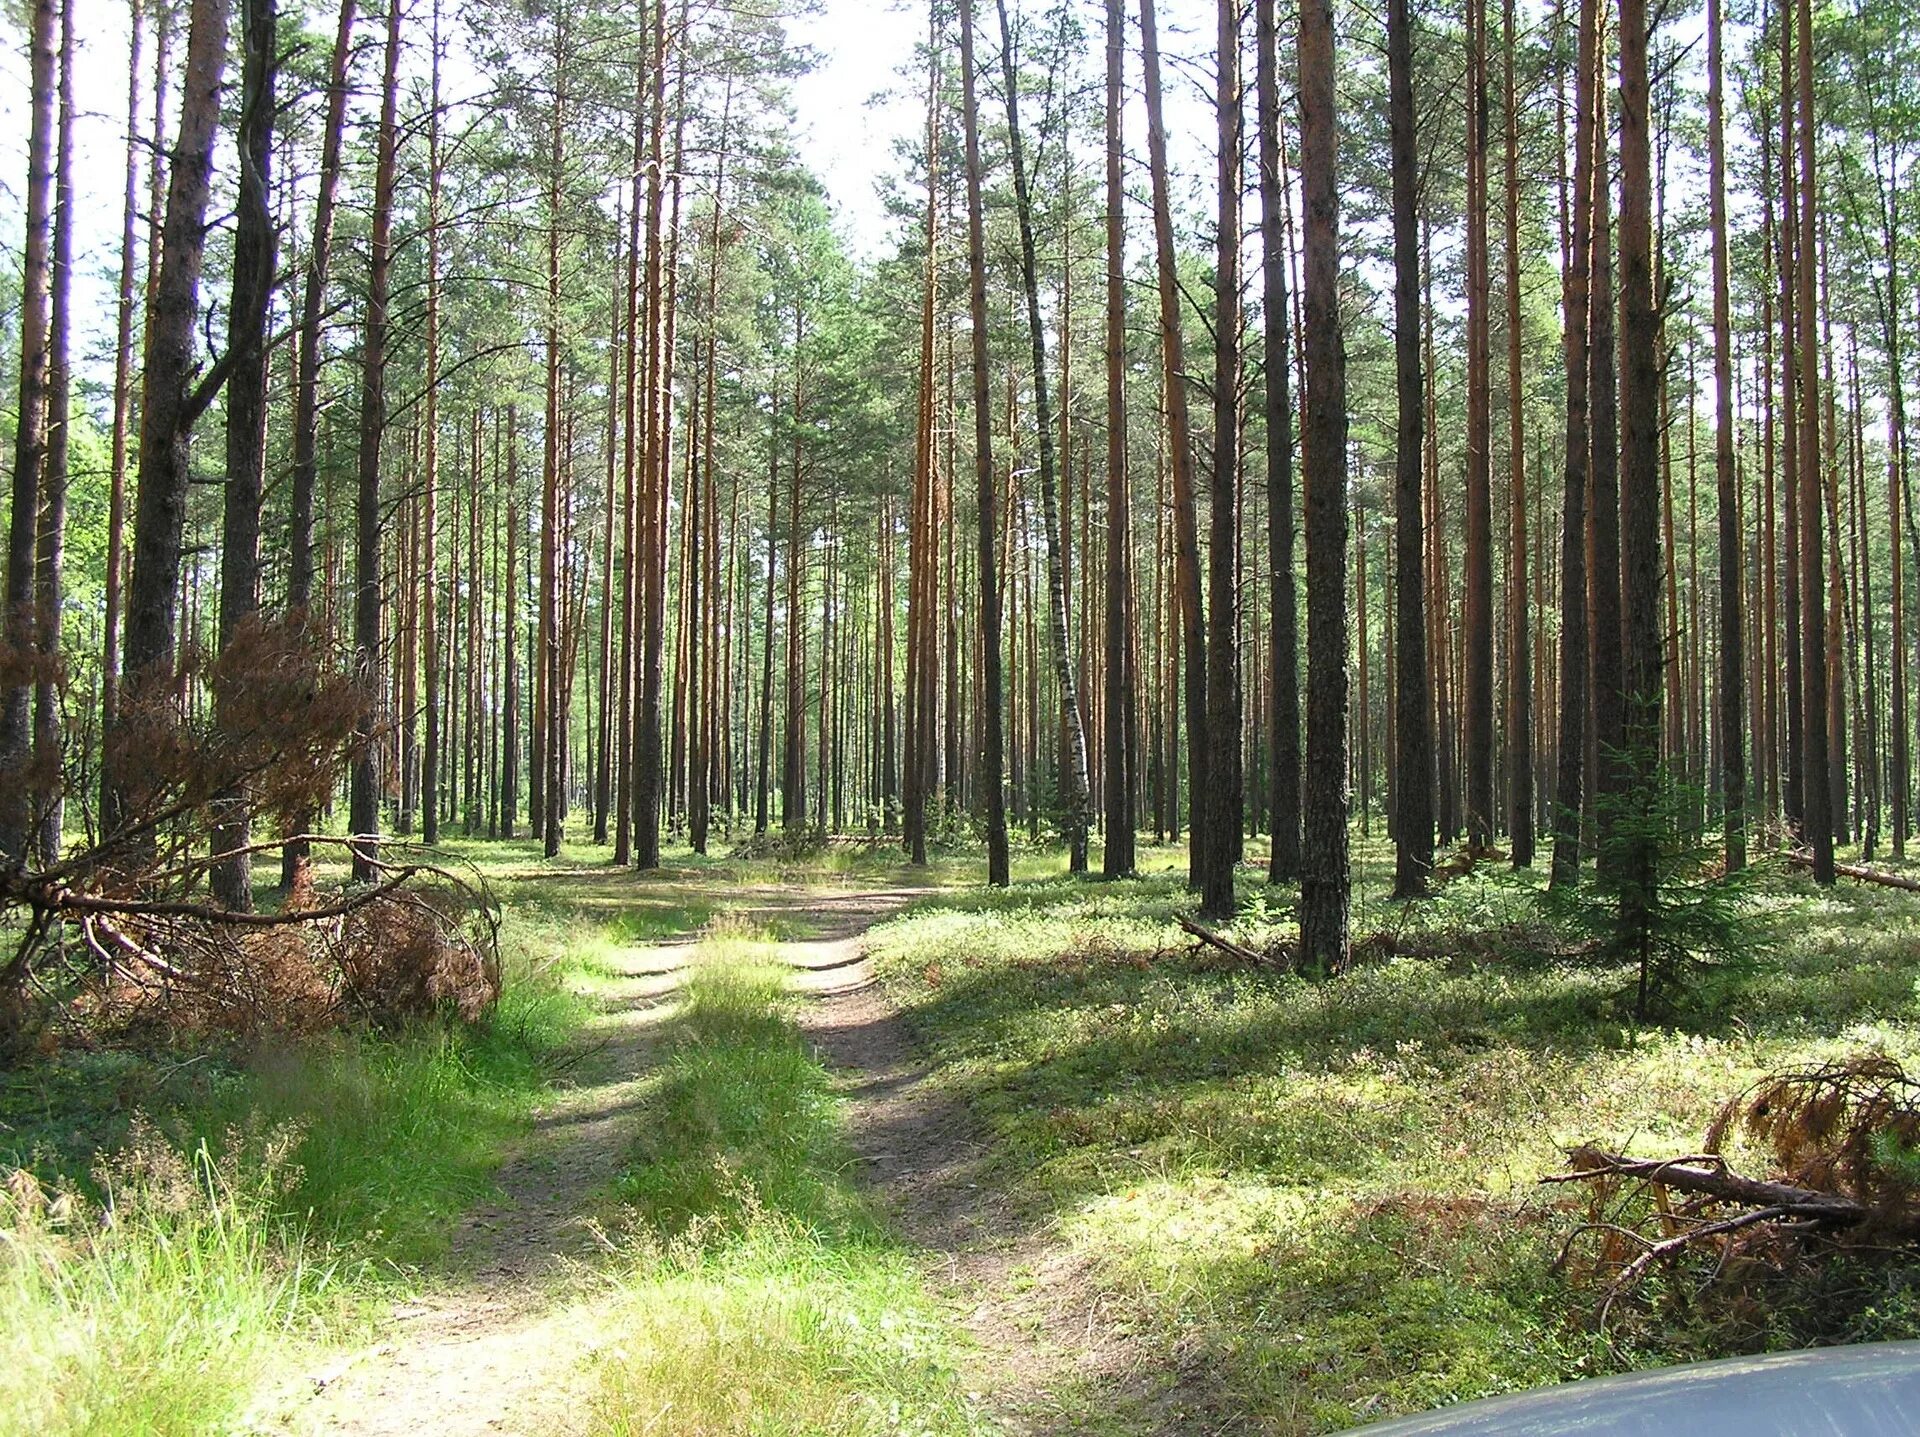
0 849 623 1435
0 1140 334 1437
592 937 982 1436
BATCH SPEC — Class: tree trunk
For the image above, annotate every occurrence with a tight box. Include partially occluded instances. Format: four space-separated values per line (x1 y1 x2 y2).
1140 0 1210 901
107 0 231 845
1385 0 1431 897
349 0 403 881
1588 66 1625 869
210 0 277 907
503 408 520 837
784 343 808 831
1102 0 1134 881
905 35 941 867
32 0 75 867
100 0 149 830
996 0 1094 876
960 0 1010 886
1201 0 1243 912
1793 0 1833 883
1707 0 1744 871
1463 0 1495 852
1619 0 1667 988
1298 0 1351 973
280 0 354 887
1502 0 1533 868
1 0 59 860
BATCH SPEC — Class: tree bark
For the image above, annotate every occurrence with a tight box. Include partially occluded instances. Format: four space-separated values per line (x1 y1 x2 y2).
1793 0 1833 883
961 0 1010 886
1102 0 1135 881
1588 67 1625 869
1202 0 1243 912
100 0 149 829
1140 0 1211 901
279 0 354 886
1255 0 1301 887
996 0 1094 876
1463 0 1495 852
107 0 231 845
1385 0 1431 897
1502 0 1533 868
1 0 59 860
1298 0 1351 973
211 0 277 907
32 0 75 867
349 0 403 881
1707 0 1744 871
1619 0 1667 973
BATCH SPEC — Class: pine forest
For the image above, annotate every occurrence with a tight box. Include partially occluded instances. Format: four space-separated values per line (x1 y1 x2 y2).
6 0 1920 1428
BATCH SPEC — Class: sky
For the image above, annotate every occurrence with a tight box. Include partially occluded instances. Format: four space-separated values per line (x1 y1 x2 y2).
786 0 925 259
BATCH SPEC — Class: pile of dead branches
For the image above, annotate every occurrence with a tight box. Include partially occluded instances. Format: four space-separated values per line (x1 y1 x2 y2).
1548 1054 1920 1332
6 838 502 1048
0 625 500 1053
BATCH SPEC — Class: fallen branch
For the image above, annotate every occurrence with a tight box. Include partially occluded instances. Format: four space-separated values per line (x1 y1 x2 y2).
1545 1146 1869 1224
1785 851 1920 893
1177 915 1278 968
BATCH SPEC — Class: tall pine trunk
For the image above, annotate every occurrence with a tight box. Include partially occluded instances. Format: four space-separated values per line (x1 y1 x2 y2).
349 0 403 881
1463 0 1495 852
1386 0 1432 896
280 0 354 886
1298 0 1351 973
996 0 1093 875
0 0 59 860
107 0 231 845
1707 0 1745 871
1793 0 1833 882
1101 0 1135 880
1502 0 1533 868
210 0 277 906
1140 0 1210 900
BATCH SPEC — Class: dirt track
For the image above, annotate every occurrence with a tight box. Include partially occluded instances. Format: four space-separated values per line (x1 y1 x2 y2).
261 880 1117 1436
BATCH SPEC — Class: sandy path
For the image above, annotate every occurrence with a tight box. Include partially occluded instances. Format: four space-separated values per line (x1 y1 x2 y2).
262 883 935 1437
799 926 1142 1435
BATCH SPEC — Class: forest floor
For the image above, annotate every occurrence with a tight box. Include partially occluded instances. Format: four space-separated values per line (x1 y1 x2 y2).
14 838 1920 1436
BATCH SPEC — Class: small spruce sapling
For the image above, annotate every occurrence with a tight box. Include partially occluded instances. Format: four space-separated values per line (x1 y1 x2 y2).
1546 747 1758 1021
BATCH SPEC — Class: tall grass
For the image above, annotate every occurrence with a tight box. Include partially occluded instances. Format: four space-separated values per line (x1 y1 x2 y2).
590 935 981 1437
0 858 608 1435
0 1142 331 1437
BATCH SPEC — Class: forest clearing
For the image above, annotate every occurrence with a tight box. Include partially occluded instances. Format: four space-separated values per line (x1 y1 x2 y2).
9 0 1920 1426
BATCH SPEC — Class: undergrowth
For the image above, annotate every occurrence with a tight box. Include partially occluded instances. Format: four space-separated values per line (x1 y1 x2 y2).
865 837 1920 1433
0 841 615 1437
592 931 982 1436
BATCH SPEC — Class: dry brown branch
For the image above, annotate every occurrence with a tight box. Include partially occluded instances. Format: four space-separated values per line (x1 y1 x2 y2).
1784 851 1920 893
1546 1146 1870 1223
1546 1056 1920 1333
0 628 500 1053
1177 915 1280 968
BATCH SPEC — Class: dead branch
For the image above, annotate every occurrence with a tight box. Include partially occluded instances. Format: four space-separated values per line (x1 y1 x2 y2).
1177 915 1279 968
7 864 427 928
1785 851 1920 893
1546 1147 1869 1223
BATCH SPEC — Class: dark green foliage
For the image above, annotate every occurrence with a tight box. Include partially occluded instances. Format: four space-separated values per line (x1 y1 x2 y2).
1545 756 1762 1021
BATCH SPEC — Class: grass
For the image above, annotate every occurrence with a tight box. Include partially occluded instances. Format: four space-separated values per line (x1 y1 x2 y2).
0 1138 331 1437
864 836 1920 1433
16 824 1917 1434
588 929 983 1437
0 840 643 1437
